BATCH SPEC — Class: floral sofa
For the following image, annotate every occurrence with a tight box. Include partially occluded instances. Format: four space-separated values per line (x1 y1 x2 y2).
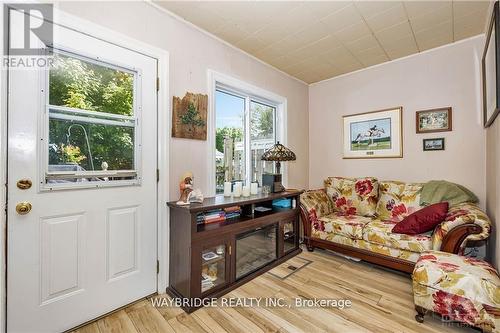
300 177 491 273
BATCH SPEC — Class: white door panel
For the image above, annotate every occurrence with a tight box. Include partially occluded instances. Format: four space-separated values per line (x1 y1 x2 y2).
7 13 158 333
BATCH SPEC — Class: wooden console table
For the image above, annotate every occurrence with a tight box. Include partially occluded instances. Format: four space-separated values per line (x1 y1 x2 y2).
167 190 303 312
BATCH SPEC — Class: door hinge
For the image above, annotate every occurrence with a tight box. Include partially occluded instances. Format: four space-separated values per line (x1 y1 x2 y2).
156 169 160 182
228 245 232 256
156 77 160 92
157 260 160 274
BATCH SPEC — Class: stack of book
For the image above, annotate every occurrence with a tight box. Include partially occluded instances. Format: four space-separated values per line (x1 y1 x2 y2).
224 206 241 220
196 206 242 225
197 209 225 224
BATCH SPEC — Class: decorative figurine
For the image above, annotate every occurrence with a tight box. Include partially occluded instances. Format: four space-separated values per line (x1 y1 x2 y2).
177 172 193 205
176 172 204 205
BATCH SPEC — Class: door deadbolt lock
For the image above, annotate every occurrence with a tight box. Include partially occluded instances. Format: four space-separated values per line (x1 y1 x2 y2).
16 202 32 215
17 179 32 190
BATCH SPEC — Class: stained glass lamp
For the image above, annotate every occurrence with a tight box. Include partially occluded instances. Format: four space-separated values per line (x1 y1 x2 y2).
261 141 296 174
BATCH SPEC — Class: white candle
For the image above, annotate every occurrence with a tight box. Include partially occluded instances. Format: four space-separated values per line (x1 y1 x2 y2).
233 182 242 197
250 182 258 195
223 182 232 197
242 185 250 197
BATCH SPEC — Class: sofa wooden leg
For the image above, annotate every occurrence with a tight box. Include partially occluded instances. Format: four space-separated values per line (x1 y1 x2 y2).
304 239 314 252
415 305 427 323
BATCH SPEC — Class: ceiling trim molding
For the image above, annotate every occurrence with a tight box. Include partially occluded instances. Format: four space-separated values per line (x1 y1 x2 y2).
309 34 485 87
144 0 308 86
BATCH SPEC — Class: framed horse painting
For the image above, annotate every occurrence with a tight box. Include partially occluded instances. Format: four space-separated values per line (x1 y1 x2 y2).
342 107 403 159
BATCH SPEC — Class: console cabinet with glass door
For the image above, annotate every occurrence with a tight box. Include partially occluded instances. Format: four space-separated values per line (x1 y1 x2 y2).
167 191 302 312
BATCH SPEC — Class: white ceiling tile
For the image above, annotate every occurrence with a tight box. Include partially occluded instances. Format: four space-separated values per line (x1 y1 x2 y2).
320 46 363 71
272 36 308 52
234 36 268 54
354 46 389 67
252 24 290 45
284 61 310 76
364 3 408 32
301 54 332 68
382 35 419 59
414 20 453 45
289 44 324 60
415 20 453 51
272 4 317 30
196 2 255 21
319 46 355 62
295 71 323 84
321 4 364 32
409 4 452 32
417 34 452 52
453 1 490 19
345 34 380 54
306 35 340 53
375 21 413 45
335 60 365 74
156 1 201 19
355 1 402 19
303 1 351 20
214 24 249 45
454 10 489 40
293 22 331 45
334 22 372 43
313 63 339 75
404 1 452 19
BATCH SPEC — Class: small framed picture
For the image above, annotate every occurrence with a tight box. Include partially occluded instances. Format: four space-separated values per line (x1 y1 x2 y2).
423 138 445 151
416 107 452 133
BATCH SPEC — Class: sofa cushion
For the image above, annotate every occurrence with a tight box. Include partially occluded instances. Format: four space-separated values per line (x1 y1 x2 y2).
319 213 373 239
392 202 449 235
363 220 432 252
325 177 379 217
300 189 333 219
376 181 424 222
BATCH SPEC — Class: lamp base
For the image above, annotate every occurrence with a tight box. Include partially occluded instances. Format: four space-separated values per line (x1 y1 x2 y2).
262 173 284 193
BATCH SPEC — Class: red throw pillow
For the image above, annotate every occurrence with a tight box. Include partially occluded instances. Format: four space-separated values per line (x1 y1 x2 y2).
391 202 449 235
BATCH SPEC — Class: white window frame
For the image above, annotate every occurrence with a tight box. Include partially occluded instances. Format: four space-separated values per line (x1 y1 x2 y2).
207 70 287 197
39 48 143 191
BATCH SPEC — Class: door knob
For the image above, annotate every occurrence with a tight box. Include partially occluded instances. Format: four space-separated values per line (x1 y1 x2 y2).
16 202 32 215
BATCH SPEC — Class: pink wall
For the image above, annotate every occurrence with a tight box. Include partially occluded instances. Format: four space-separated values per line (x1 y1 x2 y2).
57 1 310 200
309 36 486 205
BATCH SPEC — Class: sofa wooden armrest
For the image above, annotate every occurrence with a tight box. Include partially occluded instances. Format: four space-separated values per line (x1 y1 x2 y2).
432 202 491 254
439 224 483 253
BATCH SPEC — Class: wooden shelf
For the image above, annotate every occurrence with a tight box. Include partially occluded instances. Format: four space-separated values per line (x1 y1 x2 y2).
201 255 224 266
196 207 297 233
167 190 303 313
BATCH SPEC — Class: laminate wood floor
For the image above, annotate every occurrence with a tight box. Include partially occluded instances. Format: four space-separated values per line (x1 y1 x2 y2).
73 247 476 333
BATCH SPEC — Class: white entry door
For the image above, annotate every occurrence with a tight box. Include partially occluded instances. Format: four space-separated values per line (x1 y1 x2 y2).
7 10 158 333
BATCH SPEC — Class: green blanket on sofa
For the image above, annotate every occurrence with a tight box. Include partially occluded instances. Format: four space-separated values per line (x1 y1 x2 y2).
420 180 478 206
